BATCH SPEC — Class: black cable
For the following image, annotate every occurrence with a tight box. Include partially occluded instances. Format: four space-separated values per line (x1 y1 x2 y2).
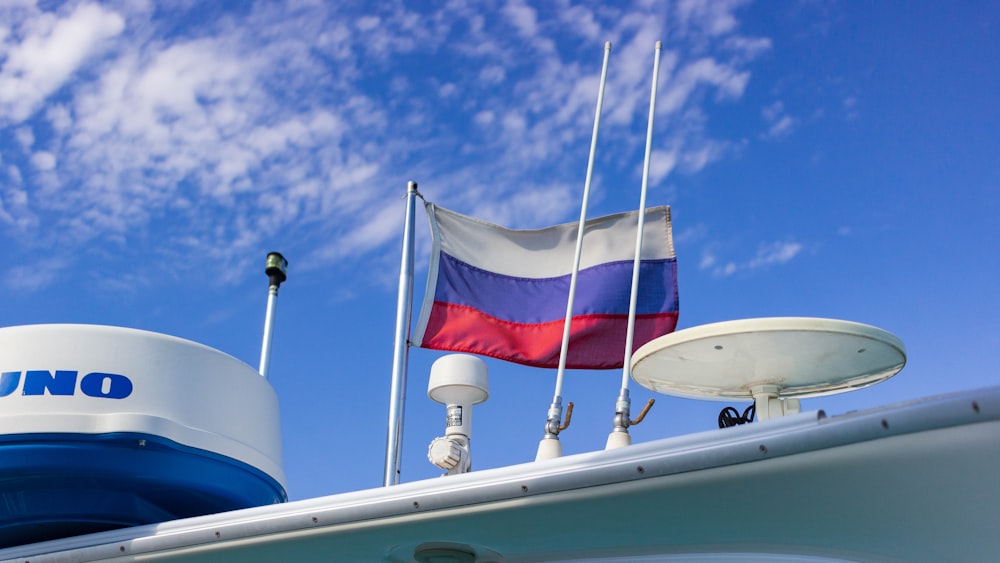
718 404 756 428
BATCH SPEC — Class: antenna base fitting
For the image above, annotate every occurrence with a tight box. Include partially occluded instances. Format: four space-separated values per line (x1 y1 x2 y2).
543 401 574 436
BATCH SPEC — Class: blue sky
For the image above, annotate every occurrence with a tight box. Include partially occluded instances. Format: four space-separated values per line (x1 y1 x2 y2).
0 1 996 500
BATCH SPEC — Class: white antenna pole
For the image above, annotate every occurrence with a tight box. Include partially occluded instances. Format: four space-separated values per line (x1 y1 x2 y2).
384 181 419 486
536 41 612 462
258 252 288 378
607 41 663 450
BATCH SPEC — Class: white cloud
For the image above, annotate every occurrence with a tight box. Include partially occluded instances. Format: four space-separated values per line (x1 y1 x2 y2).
679 140 727 173
14 126 33 148
761 100 796 139
314 203 400 262
0 3 124 122
503 0 539 38
676 0 749 37
660 57 749 116
355 16 380 32
724 36 772 59
0 167 31 226
473 183 576 228
49 28 361 246
649 148 678 184
843 96 859 120
46 104 72 132
480 65 506 84
708 240 804 276
749 241 803 268
30 150 55 170
5 165 22 185
766 115 795 138
762 101 784 121
6 256 68 291
501 111 527 135
474 110 495 126
560 4 602 40
0 0 770 290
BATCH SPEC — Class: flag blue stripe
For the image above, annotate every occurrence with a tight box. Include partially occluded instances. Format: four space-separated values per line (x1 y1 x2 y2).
434 252 678 324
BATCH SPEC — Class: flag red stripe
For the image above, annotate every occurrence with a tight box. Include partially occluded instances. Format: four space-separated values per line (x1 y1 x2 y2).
420 301 678 369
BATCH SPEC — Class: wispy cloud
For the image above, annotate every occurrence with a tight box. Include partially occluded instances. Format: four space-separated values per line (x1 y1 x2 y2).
6 256 70 290
0 0 771 291
761 101 796 139
748 241 803 268
843 96 859 120
676 0 750 37
502 0 540 39
701 240 804 277
0 2 124 122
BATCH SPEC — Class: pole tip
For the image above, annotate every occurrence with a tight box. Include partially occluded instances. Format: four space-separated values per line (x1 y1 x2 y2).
655 40 662 49
604 41 612 50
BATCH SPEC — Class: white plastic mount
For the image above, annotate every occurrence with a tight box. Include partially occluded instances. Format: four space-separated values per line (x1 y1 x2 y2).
535 435 563 461
752 385 802 421
427 355 489 475
605 430 632 450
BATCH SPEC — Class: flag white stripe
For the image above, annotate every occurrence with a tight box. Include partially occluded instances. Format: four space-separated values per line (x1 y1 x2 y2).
431 205 674 279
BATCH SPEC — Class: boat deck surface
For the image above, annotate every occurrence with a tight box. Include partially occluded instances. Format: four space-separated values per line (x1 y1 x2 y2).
3 386 998 562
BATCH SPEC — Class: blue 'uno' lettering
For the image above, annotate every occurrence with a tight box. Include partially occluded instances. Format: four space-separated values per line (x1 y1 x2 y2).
0 370 133 399
23 370 78 396
0 372 20 397
80 372 133 399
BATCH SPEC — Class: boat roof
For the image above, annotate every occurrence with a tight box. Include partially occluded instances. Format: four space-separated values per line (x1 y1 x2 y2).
4 385 998 562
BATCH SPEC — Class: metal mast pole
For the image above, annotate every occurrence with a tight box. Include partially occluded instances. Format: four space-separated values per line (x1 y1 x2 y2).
607 41 663 449
536 42 612 461
384 181 419 486
258 252 288 379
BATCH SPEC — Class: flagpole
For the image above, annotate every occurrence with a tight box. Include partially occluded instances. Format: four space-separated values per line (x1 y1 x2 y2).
258 252 288 379
537 41 612 461
384 180 419 486
607 41 663 450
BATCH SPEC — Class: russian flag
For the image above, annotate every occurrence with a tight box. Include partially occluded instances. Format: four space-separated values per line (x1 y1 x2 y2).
413 204 678 369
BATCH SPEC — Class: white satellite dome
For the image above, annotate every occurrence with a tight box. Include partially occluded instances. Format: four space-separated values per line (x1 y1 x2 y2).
0 324 286 546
